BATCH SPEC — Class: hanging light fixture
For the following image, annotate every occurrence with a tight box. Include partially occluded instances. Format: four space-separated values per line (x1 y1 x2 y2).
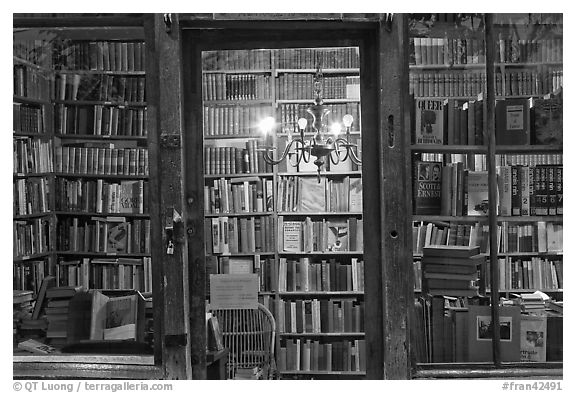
259 66 361 181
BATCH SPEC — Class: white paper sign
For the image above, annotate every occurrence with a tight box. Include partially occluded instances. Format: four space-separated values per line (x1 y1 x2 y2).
209 274 258 310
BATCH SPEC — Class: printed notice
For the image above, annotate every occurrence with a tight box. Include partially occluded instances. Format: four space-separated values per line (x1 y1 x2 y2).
209 274 258 309
506 105 524 130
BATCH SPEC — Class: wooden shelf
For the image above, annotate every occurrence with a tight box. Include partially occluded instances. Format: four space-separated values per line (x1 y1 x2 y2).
204 172 273 179
13 172 53 178
13 132 50 138
14 212 52 220
14 252 51 262
54 100 147 107
205 212 272 217
412 215 563 223
280 370 366 376
54 173 149 180
208 252 275 257
279 291 364 296
280 332 365 337
13 95 51 105
278 211 362 216
279 251 363 256
410 145 488 153
202 69 272 74
56 134 147 141
54 211 150 218
54 69 146 76
276 98 360 105
409 61 562 70
203 99 273 105
277 171 361 177
55 251 151 258
203 134 264 140
275 67 360 75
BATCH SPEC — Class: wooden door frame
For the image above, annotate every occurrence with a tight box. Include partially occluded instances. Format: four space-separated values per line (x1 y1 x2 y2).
176 15 413 379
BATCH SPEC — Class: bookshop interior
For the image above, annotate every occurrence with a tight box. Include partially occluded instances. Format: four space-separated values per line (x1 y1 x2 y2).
12 13 563 380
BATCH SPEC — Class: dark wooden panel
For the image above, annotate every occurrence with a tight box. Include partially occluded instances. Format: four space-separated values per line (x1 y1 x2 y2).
13 363 163 380
379 15 412 380
149 13 191 379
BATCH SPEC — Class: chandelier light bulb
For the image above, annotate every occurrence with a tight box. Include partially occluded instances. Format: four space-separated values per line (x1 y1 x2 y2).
259 116 276 135
342 114 354 128
330 122 342 136
297 118 308 131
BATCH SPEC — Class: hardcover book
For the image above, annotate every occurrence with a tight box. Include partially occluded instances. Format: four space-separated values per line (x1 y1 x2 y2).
89 291 145 342
414 99 445 145
466 171 489 216
413 161 443 215
298 177 326 212
531 95 562 145
283 221 302 252
495 98 531 145
520 314 547 362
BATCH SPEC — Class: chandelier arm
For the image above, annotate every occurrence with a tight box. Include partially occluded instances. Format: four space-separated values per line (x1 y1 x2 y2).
334 138 351 162
348 145 362 165
262 138 304 166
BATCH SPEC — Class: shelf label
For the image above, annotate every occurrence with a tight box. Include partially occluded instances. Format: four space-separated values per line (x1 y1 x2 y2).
209 274 258 310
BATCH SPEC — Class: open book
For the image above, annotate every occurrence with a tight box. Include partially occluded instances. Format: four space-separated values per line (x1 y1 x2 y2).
89 291 145 341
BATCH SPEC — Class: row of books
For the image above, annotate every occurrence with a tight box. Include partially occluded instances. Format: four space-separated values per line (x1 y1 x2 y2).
490 257 563 291
278 339 366 372
413 161 563 217
414 98 484 146
54 178 147 214
276 175 363 213
279 217 363 253
13 65 52 100
202 74 271 101
413 221 563 256
275 74 359 100
203 142 272 175
13 218 50 258
411 37 486 66
54 74 146 103
202 49 272 71
496 37 563 64
55 104 147 137
205 216 276 254
497 153 563 167
13 259 48 294
14 177 50 216
14 40 52 67
202 105 273 136
13 103 45 134
55 257 153 292
419 152 562 169
204 177 272 214
278 102 361 134
498 165 562 216
56 217 150 254
414 300 562 363
206 256 276 292
278 298 364 334
54 146 149 176
276 47 360 70
13 138 53 174
410 69 561 98
53 40 146 72
500 222 562 253
278 257 365 293
410 37 563 66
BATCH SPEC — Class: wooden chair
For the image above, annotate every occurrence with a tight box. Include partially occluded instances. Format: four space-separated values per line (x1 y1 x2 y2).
213 304 277 379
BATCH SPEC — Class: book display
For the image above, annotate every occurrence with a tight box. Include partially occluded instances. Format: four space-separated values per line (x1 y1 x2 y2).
202 47 365 378
409 14 562 364
13 28 153 355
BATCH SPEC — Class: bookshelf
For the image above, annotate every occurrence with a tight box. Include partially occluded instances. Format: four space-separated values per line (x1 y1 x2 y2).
13 30 153 354
201 46 365 378
408 14 563 365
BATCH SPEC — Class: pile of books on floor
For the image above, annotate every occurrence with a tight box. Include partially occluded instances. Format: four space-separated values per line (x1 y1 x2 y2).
45 286 82 347
13 290 34 342
422 245 485 297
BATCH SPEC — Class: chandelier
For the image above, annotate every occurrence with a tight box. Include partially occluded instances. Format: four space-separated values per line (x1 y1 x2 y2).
259 67 361 181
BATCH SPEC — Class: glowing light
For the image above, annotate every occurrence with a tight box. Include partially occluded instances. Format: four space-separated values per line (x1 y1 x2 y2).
297 118 308 131
330 122 342 136
259 116 276 135
342 114 354 128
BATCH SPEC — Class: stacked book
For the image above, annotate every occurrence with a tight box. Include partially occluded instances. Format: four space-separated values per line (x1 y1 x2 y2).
512 293 546 312
44 286 81 347
422 245 485 297
13 290 34 341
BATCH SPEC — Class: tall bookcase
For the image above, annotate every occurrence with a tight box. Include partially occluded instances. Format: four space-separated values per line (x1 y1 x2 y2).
408 13 563 364
201 47 366 378
13 29 153 350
